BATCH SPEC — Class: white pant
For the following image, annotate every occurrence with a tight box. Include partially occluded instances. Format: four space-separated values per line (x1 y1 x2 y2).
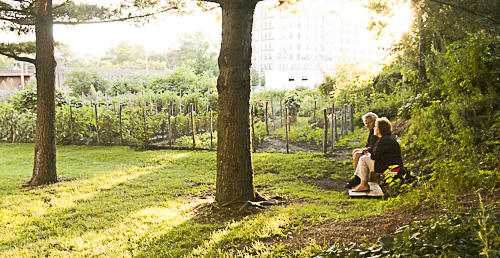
355 154 375 182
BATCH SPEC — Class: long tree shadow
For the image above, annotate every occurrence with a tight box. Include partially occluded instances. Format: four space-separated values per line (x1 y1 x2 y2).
0 150 218 257
1 146 369 257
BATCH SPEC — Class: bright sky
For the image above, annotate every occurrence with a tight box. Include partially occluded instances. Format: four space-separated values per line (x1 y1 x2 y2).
1 0 412 57
53 11 222 56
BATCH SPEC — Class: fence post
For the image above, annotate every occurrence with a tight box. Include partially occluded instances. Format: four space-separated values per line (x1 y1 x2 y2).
191 103 196 148
323 108 328 154
280 97 283 128
179 89 182 115
168 105 172 148
314 100 317 120
11 109 15 143
70 105 74 145
271 97 275 130
350 103 354 133
94 104 100 145
334 107 339 141
119 104 123 146
105 94 109 110
331 103 335 142
251 105 256 153
344 104 349 135
265 101 269 135
143 104 148 145
286 107 289 154
210 108 213 150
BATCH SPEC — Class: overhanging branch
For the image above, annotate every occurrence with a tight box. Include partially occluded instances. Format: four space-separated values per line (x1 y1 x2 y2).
54 6 181 25
428 0 499 25
0 48 35 64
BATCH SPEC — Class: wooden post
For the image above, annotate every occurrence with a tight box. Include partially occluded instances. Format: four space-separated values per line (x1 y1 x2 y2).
69 105 74 145
350 103 354 133
191 103 196 148
105 94 108 110
119 104 123 146
344 104 348 135
340 105 345 136
94 104 100 145
168 105 172 148
143 104 148 145
286 107 289 154
271 98 275 130
280 97 283 128
210 108 213 150
334 108 339 141
179 89 182 115
323 108 328 154
331 103 336 149
314 101 317 120
251 105 256 153
265 101 269 135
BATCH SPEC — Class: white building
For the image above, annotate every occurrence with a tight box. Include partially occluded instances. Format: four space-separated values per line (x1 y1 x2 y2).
252 1 386 91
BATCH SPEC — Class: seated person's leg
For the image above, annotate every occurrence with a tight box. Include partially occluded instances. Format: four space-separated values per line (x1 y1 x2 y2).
352 155 374 192
352 149 363 170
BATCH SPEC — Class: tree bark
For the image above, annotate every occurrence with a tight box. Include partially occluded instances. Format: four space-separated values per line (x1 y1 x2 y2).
215 0 259 206
30 0 58 186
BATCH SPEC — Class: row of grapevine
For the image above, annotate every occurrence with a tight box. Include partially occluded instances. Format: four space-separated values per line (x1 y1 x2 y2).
0 102 217 149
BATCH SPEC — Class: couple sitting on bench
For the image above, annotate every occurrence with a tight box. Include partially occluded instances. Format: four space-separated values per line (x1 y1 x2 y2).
345 112 403 192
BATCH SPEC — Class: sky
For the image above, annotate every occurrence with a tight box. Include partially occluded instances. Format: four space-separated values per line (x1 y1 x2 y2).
1 0 412 57
53 11 222 56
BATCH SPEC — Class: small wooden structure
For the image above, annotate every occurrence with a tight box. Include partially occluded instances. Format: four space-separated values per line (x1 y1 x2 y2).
349 182 384 198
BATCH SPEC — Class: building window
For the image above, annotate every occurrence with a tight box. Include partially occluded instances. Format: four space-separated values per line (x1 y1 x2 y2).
302 76 308 81
289 77 294 81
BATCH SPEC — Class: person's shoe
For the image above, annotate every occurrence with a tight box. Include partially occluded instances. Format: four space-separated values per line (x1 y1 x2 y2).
344 181 357 189
344 176 360 189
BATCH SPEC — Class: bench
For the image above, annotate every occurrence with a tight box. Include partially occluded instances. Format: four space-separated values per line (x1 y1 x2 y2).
348 171 384 198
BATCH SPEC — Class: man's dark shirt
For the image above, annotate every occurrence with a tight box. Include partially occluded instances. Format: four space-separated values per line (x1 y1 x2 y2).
365 129 379 149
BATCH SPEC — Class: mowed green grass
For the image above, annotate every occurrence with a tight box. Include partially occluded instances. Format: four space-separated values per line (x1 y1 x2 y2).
0 143 386 257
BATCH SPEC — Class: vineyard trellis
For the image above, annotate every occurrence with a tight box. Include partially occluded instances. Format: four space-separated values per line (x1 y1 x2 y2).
1 96 356 153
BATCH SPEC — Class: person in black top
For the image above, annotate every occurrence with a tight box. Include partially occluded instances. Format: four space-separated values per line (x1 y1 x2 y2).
345 112 379 189
351 117 403 192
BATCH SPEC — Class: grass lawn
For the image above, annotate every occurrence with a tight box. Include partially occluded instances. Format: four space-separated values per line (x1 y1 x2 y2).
0 143 387 257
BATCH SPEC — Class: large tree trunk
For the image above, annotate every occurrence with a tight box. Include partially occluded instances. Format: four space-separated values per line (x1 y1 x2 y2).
30 0 57 186
215 0 259 206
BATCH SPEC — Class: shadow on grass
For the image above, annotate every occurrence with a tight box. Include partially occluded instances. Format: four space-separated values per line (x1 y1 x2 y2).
1 146 373 257
0 149 220 257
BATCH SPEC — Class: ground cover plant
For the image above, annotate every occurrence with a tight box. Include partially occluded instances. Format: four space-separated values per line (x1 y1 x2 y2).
0 143 391 257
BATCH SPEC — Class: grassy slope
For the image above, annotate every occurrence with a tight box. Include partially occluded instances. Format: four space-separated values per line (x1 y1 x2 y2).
0 142 385 257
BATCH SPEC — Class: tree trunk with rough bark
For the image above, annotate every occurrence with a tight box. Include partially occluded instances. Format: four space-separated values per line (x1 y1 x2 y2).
30 0 57 186
214 0 260 206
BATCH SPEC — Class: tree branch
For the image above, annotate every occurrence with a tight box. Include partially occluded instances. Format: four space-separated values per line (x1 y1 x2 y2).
428 0 500 24
53 6 180 25
0 48 35 64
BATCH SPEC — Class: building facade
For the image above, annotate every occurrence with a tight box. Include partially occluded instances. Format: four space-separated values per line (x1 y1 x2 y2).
252 2 385 91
